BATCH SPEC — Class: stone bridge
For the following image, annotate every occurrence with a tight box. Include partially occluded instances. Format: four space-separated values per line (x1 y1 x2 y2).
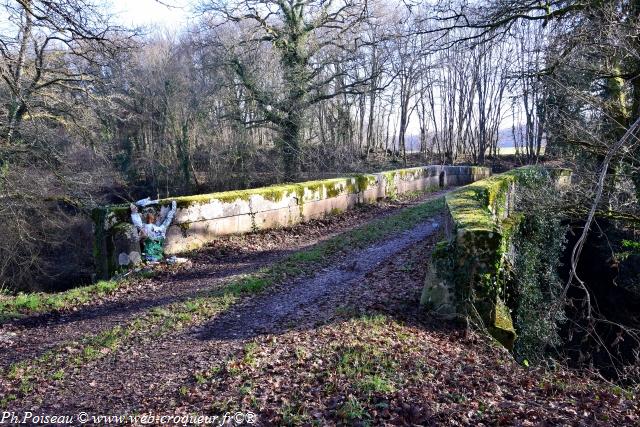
421 166 572 349
92 165 491 279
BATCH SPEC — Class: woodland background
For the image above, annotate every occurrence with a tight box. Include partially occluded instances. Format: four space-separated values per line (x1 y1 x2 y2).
0 0 638 357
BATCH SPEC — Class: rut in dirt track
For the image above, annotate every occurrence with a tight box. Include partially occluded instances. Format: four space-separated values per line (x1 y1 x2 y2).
196 217 441 340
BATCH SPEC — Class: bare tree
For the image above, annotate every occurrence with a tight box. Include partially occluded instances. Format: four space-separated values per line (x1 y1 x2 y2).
197 0 374 180
388 12 424 165
0 0 127 290
0 0 128 144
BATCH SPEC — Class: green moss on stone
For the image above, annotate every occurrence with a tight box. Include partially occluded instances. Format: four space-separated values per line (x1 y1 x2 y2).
325 181 343 198
500 215 523 242
304 182 325 198
170 182 326 208
174 190 249 207
91 208 109 280
106 206 132 224
295 186 305 218
260 188 286 203
446 187 495 232
446 169 528 232
382 171 398 198
345 180 356 194
489 298 517 350
178 223 191 237
382 171 397 181
432 240 450 259
111 222 133 233
429 166 549 351
396 167 425 180
355 174 377 192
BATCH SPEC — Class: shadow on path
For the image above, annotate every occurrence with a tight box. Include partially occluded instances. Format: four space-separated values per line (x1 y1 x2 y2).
195 217 442 341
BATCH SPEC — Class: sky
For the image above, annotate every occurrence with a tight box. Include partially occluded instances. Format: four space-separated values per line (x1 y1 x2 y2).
110 0 192 30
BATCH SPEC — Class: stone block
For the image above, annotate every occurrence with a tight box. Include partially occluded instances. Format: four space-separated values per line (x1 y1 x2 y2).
420 262 456 318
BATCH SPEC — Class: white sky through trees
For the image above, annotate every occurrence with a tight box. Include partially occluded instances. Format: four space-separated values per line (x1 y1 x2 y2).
100 1 520 149
0 0 523 152
110 0 191 29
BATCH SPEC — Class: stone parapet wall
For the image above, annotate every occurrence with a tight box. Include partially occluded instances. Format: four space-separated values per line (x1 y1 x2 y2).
93 165 491 279
421 167 572 350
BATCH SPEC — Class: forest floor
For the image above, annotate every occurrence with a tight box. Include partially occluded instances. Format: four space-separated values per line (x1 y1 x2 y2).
0 189 638 426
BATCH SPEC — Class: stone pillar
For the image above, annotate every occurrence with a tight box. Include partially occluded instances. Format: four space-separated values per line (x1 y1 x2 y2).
111 223 142 270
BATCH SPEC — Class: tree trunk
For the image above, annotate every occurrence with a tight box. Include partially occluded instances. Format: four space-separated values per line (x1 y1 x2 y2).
5 102 27 144
281 110 302 181
4 1 32 144
179 121 191 192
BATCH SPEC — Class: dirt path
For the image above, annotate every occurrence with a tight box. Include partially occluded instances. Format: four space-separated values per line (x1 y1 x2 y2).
196 218 441 341
0 191 448 369
10 211 445 415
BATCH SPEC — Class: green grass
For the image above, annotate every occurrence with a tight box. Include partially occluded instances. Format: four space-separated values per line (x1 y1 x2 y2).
0 279 122 319
359 313 388 327
280 403 310 426
358 374 395 394
194 372 207 385
13 293 43 311
243 342 259 366
336 344 396 379
294 346 309 362
3 324 128 397
338 395 370 422
51 369 65 380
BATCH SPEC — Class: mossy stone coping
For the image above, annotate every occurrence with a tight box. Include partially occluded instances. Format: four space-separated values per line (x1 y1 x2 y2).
97 167 442 223
432 166 572 350
445 168 523 232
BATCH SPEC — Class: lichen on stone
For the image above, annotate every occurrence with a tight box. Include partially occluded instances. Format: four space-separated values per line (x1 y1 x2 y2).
490 298 517 350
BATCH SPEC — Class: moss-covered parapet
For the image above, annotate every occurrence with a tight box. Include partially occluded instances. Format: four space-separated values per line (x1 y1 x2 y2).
445 168 525 231
93 165 491 279
422 166 572 350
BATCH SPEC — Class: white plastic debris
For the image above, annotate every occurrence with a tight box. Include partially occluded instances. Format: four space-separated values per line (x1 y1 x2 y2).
166 256 189 265
134 197 159 207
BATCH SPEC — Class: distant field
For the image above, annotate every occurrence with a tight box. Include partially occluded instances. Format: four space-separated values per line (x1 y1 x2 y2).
406 147 547 157
496 146 546 156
